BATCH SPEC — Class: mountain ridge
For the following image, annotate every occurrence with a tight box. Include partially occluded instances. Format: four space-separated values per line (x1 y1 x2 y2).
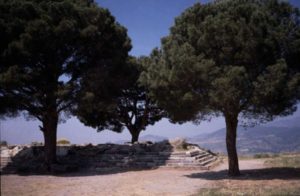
188 125 300 154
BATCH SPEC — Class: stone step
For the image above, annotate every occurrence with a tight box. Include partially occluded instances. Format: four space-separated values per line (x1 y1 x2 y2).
94 159 200 167
169 152 187 156
164 162 205 167
200 157 217 166
95 152 205 159
158 152 173 156
194 152 210 160
1 160 12 165
0 160 17 173
99 154 170 159
171 151 186 154
170 154 188 158
141 152 159 155
205 157 221 169
1 157 13 168
158 165 210 170
96 155 195 161
95 158 196 164
186 150 200 156
95 158 166 163
1 157 12 161
196 154 213 164
167 156 194 160
2 165 17 169
164 159 195 164
95 154 214 162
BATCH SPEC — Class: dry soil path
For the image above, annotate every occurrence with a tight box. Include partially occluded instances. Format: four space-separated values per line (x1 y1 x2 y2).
1 159 297 196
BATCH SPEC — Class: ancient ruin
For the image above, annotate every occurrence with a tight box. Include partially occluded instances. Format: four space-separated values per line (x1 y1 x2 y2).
0 139 219 174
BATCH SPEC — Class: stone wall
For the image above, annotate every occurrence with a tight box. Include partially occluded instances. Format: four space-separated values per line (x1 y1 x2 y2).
0 140 219 174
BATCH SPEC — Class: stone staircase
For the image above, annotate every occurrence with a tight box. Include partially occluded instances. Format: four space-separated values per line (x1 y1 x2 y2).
0 156 17 173
1 156 10 169
1 146 32 173
90 148 219 170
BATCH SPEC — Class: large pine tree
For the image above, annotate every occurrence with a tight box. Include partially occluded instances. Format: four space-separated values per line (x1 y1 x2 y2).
77 57 164 143
140 0 300 176
0 0 131 167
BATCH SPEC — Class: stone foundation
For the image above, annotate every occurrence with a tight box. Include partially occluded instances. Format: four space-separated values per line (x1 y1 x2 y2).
0 140 219 173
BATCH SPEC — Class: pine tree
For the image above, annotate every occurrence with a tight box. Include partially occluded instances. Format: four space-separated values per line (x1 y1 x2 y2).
0 0 131 167
140 0 300 176
77 57 165 143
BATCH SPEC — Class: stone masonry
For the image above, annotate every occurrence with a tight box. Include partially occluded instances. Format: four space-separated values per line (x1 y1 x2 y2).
0 140 219 173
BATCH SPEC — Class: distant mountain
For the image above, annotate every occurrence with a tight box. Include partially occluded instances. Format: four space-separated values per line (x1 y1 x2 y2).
140 134 168 142
265 117 300 128
114 134 168 144
188 126 300 155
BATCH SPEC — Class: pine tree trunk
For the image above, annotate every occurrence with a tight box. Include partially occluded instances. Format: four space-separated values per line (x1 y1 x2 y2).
225 113 240 176
41 110 58 168
129 127 141 144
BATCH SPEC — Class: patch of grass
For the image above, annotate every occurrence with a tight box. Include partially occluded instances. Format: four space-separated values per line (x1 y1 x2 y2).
193 186 300 196
169 138 188 151
264 154 300 168
238 155 254 160
254 153 271 158
253 153 279 159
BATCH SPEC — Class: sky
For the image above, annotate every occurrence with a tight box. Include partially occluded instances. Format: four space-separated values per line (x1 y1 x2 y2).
0 0 299 145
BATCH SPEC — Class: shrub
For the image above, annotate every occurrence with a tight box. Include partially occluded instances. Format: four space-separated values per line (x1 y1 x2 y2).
254 153 270 158
0 140 8 146
169 138 188 151
31 141 43 146
265 154 300 168
57 139 70 145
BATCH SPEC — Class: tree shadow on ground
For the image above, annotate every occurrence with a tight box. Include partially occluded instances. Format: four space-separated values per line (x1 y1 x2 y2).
1 140 174 176
185 167 300 180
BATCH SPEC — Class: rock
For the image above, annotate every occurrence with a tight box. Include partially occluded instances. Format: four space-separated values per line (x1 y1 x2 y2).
51 164 67 173
137 141 153 145
11 146 24 156
17 147 33 159
134 146 146 154
152 140 172 152
1 147 10 157
106 147 120 154
50 163 77 173
118 145 131 154
57 146 69 156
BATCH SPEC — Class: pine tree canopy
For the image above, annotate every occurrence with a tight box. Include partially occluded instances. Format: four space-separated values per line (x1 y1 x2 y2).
0 0 131 121
140 0 300 124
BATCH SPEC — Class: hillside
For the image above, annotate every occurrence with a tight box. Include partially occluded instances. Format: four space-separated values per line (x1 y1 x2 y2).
188 126 300 154
139 134 168 142
114 134 167 144
265 117 300 127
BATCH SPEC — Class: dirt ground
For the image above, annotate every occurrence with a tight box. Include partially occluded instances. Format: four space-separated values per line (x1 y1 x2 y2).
1 159 300 196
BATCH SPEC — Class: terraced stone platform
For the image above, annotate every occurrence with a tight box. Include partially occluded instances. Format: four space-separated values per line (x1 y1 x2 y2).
1 140 220 173
89 148 218 170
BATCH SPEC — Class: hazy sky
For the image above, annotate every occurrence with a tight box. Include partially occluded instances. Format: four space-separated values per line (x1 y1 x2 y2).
1 0 299 145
